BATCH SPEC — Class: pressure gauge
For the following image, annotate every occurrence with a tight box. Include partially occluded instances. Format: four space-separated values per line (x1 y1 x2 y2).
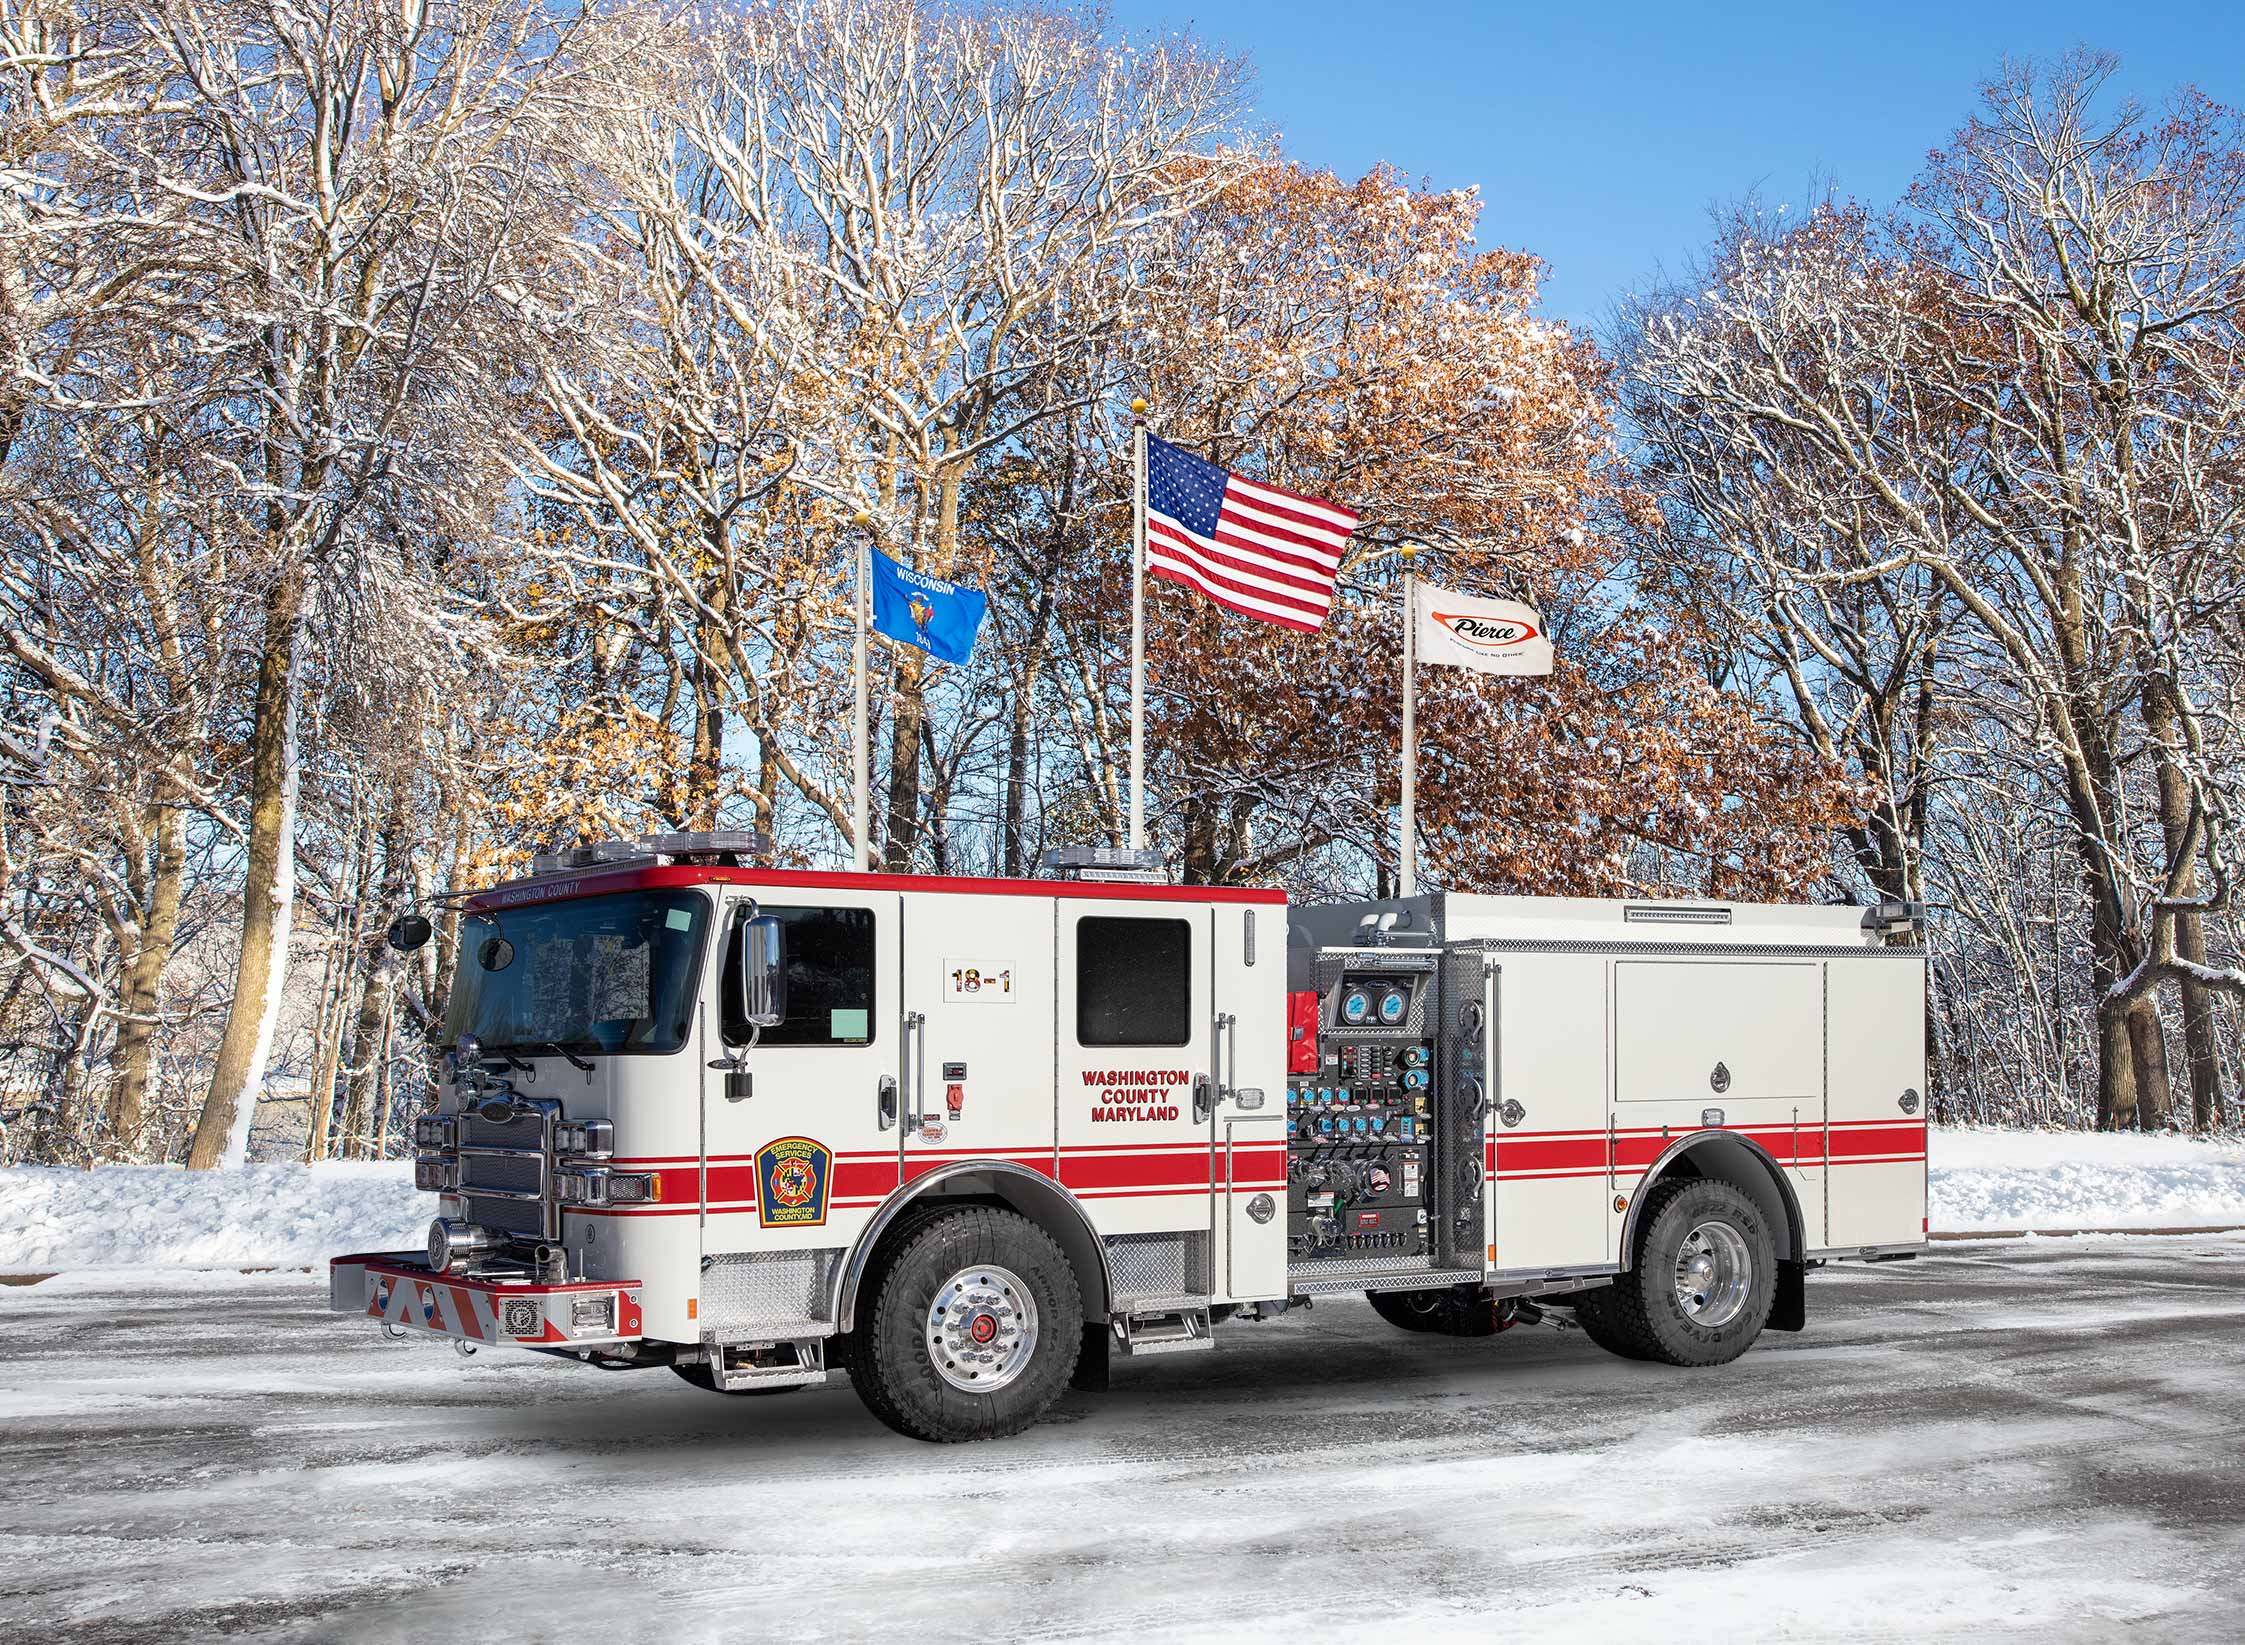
1378 988 1409 1025
1340 988 1373 1025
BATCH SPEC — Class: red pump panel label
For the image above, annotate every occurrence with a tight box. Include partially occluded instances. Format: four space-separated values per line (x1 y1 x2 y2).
1287 990 1321 1075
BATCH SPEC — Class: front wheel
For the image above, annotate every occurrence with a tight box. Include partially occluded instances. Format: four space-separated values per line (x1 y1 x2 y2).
1580 1178 1775 1367
849 1207 1084 1442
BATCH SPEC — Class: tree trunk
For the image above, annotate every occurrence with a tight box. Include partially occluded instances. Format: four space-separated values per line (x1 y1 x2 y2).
2143 672 2227 1130
187 569 308 1170
684 524 731 829
883 645 927 871
304 808 375 1163
2126 999 2174 1131
108 798 186 1155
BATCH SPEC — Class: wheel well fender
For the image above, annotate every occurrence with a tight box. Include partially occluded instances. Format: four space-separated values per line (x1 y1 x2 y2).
832 1162 1111 1333
1617 1130 1803 1269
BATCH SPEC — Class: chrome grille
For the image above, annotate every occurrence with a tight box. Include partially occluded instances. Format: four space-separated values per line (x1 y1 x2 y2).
463 1108 544 1150
464 1194 545 1237
453 1098 556 1242
460 1152 543 1195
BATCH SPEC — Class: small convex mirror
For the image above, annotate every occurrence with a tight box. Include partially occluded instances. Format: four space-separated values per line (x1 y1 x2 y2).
387 913 433 953
737 906 787 1029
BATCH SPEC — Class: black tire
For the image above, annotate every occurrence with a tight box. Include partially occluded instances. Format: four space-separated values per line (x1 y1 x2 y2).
1565 1286 1650 1360
1368 1285 1515 1337
1366 1288 1448 1333
669 1361 804 1396
1583 1178 1776 1367
850 1207 1083 1442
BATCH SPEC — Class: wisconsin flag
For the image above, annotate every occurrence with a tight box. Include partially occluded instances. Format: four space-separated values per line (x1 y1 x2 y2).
1413 582 1554 676
869 547 987 666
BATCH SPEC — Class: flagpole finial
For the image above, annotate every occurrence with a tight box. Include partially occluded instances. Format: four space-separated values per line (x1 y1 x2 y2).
850 510 872 529
1130 398 1148 417
1400 541 1420 562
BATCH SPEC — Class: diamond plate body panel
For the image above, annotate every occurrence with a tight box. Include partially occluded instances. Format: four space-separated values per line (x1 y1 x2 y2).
1106 1231 1207 1303
701 1249 840 1337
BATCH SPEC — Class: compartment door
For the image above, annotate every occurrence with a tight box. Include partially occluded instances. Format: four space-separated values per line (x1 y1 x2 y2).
1214 902 1285 1303
1055 902 1215 1284
1489 953 1612 1274
1825 956 1928 1249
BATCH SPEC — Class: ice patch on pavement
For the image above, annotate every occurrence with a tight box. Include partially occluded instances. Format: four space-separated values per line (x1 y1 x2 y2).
0 1162 421 1270
1930 1127 2245 1232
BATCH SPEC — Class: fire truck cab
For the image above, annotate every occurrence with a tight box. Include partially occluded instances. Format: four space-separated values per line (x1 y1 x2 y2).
335 836 1928 1442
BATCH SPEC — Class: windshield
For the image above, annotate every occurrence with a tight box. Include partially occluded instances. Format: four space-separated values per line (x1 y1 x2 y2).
444 890 709 1056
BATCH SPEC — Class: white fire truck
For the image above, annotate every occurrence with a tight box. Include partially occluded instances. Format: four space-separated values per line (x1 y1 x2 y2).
337 835 1928 1442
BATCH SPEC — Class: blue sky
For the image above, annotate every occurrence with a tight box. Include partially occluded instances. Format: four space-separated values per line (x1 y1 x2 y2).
1119 1 2245 332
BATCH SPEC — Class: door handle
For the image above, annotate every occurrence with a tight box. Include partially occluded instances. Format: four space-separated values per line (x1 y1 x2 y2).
878 1074 898 1130
1213 1012 1237 1108
1898 1088 1921 1115
904 1012 926 1129
1497 1097 1524 1128
1192 1072 1213 1124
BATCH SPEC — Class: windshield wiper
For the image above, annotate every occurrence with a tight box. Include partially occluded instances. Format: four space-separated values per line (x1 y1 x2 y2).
520 1038 596 1072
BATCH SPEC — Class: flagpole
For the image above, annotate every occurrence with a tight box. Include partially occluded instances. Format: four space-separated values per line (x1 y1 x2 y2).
1400 542 1419 898
1128 399 1148 853
850 510 871 872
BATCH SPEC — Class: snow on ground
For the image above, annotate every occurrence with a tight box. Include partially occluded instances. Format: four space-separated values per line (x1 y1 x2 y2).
1930 1127 2245 1232
0 1161 420 1270
1 1239 2241 1642
3 1127 2244 1274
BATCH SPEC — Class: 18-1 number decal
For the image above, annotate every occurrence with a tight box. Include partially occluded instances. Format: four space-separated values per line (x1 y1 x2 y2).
943 961 1013 1003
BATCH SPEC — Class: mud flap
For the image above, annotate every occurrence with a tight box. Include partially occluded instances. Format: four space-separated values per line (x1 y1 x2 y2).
1768 1259 1806 1333
1072 1322 1111 1391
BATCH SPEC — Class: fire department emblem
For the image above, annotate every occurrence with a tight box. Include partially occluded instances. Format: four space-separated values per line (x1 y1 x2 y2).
756 1136 832 1229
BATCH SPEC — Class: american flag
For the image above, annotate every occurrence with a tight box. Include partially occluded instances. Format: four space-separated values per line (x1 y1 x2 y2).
1143 434 1357 633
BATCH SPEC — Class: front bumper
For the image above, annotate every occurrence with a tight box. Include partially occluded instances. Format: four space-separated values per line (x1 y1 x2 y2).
331 1252 644 1347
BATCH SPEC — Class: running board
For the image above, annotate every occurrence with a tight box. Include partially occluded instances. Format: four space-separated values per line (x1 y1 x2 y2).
711 1338 827 1391
1111 1302 1214 1356
1288 1266 1484 1297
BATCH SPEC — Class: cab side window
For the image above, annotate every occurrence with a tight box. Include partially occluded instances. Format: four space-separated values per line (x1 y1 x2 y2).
1076 916 1190 1046
723 904 876 1046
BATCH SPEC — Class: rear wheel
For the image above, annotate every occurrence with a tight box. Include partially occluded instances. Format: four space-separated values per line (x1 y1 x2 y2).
1580 1178 1775 1367
849 1207 1083 1442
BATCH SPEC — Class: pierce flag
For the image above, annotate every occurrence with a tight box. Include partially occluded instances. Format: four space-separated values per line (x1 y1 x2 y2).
868 547 986 667
1412 581 1554 676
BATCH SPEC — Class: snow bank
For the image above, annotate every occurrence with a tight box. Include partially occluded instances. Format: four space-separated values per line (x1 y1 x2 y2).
5 1130 2244 1271
0 1162 421 1271
1930 1127 2245 1232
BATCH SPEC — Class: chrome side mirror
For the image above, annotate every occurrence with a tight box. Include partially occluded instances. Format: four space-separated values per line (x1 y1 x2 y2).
738 907 786 1030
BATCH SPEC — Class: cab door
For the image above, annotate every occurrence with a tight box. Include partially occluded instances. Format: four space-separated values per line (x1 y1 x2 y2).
896 890 1056 1182
1055 900 1214 1296
703 890 902 1261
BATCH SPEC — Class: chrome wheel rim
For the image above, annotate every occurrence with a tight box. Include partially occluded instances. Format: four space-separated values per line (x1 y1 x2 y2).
925 1264 1039 1393
1673 1220 1752 1327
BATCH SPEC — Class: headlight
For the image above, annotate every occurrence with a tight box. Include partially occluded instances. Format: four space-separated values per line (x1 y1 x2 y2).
413 1155 459 1192
427 1218 492 1273
554 1119 614 1159
412 1115 455 1151
570 1294 616 1334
